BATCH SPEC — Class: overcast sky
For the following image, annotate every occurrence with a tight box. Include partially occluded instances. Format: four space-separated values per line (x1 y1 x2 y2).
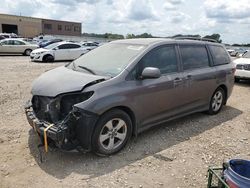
0 0 249 44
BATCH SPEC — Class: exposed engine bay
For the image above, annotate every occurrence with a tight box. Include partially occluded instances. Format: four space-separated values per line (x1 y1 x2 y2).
32 91 94 124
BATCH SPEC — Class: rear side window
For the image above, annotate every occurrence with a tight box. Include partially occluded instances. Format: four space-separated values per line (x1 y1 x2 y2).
1 40 14 45
210 45 230 65
0 40 9 45
14 40 25 45
138 45 178 74
180 45 209 70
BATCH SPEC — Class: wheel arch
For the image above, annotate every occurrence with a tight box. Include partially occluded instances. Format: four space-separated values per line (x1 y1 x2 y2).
23 48 32 55
42 53 54 61
24 48 32 52
99 106 137 136
217 84 228 104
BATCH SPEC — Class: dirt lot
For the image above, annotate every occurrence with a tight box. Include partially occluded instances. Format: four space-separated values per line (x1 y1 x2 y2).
0 56 250 188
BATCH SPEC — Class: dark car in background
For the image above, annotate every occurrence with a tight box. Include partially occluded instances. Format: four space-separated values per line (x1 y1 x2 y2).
39 39 63 48
25 38 235 156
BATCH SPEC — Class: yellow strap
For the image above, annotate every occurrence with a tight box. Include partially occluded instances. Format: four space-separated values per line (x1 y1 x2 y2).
43 124 54 153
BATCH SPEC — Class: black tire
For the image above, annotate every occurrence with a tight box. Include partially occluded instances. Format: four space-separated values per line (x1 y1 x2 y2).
43 55 54 62
207 87 225 115
24 49 32 56
92 109 132 156
235 77 240 83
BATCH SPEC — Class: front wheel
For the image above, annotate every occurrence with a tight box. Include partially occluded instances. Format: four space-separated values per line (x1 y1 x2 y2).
43 55 54 62
92 109 132 156
208 88 225 115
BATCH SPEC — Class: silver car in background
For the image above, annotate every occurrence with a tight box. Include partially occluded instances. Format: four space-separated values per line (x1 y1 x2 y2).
0 38 38 55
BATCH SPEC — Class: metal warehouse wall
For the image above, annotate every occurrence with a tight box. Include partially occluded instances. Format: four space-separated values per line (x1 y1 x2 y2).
0 14 42 38
0 14 82 38
42 19 81 36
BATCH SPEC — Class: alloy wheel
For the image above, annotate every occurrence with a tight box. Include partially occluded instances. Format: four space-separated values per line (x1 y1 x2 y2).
99 118 127 151
212 90 223 112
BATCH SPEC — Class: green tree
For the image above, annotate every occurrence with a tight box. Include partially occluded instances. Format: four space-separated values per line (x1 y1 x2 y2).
171 34 201 38
126 34 136 39
203 33 222 43
126 33 154 39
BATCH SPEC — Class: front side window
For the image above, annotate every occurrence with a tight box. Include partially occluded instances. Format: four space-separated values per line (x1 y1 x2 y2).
67 44 81 49
136 45 178 75
180 45 209 70
58 44 71 49
210 45 230 65
58 44 80 49
44 43 59 49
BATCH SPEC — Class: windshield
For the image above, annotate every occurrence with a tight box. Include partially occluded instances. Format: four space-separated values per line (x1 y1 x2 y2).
243 51 250 58
44 43 59 49
70 43 146 77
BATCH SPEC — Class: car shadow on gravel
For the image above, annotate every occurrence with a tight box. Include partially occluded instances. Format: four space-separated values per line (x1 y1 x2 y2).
235 80 250 87
0 54 24 56
28 105 242 180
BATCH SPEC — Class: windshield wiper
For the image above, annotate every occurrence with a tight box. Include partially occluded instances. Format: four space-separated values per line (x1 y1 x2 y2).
78 65 96 75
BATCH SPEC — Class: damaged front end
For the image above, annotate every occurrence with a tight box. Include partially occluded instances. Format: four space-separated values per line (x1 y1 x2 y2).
25 91 98 152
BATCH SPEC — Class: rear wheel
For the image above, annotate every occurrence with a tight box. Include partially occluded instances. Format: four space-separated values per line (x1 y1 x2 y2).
43 55 54 62
92 109 132 156
208 87 225 115
24 49 32 56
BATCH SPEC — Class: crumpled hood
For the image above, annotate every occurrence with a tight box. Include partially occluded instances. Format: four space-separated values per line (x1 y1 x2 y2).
32 66 107 97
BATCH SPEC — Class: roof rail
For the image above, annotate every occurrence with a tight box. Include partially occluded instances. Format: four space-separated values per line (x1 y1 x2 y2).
173 36 218 43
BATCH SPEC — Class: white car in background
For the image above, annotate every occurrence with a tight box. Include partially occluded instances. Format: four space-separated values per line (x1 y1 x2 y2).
234 51 250 82
30 42 89 62
81 41 99 51
0 38 38 56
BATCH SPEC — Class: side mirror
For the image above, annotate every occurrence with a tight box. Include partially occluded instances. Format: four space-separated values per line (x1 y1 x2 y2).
53 47 59 50
141 67 161 79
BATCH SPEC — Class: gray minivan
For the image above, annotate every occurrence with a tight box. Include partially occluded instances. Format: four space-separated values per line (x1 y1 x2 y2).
25 38 235 155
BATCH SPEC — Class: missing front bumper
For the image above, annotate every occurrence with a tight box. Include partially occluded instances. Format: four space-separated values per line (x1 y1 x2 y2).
25 100 99 152
25 101 79 151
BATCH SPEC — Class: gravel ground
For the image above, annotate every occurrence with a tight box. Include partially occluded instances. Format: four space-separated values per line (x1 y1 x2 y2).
0 56 250 188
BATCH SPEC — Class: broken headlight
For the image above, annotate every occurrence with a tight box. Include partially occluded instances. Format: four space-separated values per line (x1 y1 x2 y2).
60 91 94 118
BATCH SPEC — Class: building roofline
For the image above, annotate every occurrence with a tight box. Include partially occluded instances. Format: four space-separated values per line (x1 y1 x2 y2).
0 13 81 24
